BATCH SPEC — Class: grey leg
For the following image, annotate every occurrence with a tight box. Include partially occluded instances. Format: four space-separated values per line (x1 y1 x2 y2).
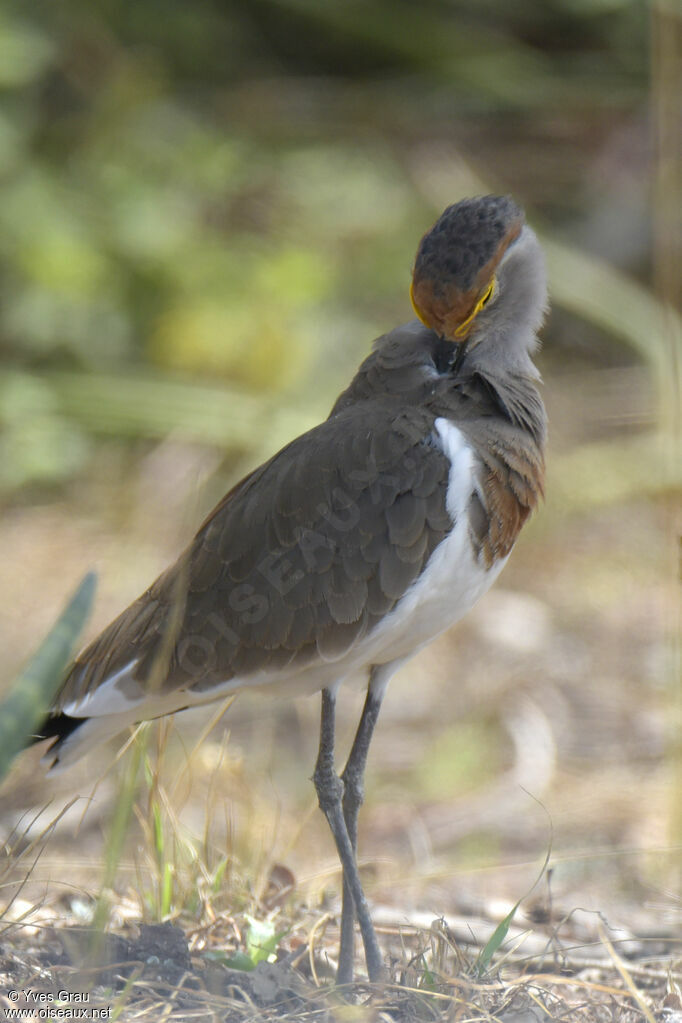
337 682 385 985
312 687 385 983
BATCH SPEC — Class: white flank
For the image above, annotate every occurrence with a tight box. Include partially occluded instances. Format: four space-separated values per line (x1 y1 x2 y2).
359 417 507 662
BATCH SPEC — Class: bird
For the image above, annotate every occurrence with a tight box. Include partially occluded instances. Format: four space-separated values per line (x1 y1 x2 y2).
31 194 548 985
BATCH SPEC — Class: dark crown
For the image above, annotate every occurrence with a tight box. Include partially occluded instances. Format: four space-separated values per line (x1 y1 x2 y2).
414 195 523 296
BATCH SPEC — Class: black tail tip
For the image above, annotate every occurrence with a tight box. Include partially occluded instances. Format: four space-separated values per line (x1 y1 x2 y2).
29 712 85 748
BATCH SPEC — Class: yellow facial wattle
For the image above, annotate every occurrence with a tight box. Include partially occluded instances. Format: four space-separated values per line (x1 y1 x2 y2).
454 277 496 338
410 279 429 326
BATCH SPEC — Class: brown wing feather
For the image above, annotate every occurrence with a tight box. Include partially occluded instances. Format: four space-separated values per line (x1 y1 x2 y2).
459 406 545 567
57 403 452 709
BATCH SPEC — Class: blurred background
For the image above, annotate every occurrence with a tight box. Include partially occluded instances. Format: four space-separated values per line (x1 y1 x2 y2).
0 0 679 948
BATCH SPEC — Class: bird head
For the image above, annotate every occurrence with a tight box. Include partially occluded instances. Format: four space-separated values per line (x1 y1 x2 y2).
410 195 546 359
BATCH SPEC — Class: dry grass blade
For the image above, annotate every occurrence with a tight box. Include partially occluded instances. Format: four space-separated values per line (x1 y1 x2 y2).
597 921 657 1023
0 795 83 935
170 695 237 799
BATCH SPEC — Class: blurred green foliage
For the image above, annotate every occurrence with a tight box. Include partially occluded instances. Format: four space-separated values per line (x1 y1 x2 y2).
0 0 665 493
415 720 502 800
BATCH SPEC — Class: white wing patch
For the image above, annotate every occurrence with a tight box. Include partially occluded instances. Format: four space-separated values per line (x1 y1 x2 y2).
435 417 476 521
61 660 141 717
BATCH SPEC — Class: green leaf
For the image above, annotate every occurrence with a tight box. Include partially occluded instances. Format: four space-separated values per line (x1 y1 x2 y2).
0 572 96 781
418 957 437 991
245 914 279 966
475 901 521 977
223 951 256 972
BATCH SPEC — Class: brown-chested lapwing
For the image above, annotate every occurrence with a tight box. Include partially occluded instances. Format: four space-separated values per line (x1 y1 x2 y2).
32 195 548 984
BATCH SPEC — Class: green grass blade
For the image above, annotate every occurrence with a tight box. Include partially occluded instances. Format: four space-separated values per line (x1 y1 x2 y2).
0 571 96 781
161 861 174 918
475 900 521 977
152 801 164 860
476 790 554 976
